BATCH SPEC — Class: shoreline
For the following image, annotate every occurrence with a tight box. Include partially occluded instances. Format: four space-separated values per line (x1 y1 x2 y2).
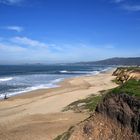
5 68 115 100
0 68 117 140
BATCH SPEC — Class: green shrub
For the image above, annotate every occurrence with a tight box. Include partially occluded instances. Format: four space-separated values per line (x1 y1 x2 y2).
111 79 140 98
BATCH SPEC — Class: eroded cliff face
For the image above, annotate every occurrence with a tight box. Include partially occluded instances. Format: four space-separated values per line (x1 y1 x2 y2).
96 93 140 134
68 93 140 140
113 67 140 83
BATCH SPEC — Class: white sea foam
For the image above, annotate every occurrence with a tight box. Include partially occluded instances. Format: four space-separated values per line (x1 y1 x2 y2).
89 71 100 75
100 67 113 73
0 85 55 99
85 71 100 76
0 77 13 82
60 70 96 74
60 70 68 73
0 78 64 100
51 78 64 83
0 68 112 100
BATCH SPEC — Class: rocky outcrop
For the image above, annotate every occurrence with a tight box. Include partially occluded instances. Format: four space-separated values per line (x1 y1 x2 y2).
113 67 140 83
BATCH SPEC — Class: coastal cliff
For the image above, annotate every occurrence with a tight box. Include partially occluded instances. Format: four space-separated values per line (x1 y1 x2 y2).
55 67 140 140
113 67 140 83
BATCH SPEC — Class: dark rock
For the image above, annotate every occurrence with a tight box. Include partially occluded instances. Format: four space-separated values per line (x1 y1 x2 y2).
83 122 93 135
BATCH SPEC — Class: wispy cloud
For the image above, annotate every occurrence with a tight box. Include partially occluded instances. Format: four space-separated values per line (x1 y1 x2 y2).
122 5 140 11
0 43 26 52
0 0 24 5
0 35 137 64
4 26 24 32
111 0 140 12
0 36 118 63
11 36 48 48
113 0 125 3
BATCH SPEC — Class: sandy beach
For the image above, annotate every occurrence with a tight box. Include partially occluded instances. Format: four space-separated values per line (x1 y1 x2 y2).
0 69 117 140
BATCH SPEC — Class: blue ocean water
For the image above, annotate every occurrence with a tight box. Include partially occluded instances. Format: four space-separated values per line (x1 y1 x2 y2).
0 65 111 99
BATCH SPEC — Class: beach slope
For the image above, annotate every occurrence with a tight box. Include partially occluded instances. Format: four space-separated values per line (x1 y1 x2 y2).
0 70 117 140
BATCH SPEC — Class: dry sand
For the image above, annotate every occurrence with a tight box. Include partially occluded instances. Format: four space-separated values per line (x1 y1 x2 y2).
0 69 117 140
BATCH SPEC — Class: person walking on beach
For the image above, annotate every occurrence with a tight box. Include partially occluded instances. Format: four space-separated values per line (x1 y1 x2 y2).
4 94 8 100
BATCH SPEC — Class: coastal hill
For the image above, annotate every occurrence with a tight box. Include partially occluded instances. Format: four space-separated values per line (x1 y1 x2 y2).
55 67 140 140
76 57 140 66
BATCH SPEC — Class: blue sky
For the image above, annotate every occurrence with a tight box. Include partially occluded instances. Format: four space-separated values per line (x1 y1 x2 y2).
0 0 140 64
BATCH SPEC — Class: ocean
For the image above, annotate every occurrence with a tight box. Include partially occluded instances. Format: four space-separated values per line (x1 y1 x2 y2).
0 65 111 99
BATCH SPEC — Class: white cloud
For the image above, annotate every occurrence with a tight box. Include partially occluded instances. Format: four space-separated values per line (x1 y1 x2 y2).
111 0 140 12
11 36 48 48
0 0 24 5
0 43 26 52
46 43 116 62
0 36 123 63
4 26 23 32
0 36 116 63
122 5 140 11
